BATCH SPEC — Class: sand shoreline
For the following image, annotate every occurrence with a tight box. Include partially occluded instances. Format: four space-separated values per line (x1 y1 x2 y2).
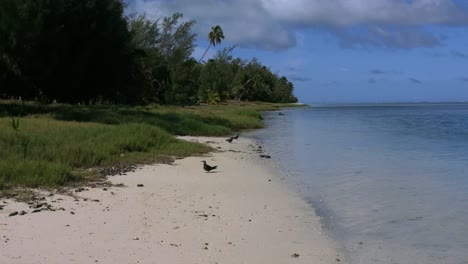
1 136 343 264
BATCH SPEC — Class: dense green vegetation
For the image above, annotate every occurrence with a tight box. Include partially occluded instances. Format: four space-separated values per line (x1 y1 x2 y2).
0 100 296 190
0 0 300 193
0 0 298 105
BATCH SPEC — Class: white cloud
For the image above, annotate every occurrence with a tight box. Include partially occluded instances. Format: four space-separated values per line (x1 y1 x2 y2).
261 0 466 26
126 0 468 50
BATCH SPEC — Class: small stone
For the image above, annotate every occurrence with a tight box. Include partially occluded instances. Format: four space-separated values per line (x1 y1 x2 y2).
33 203 45 209
91 199 100 202
32 209 42 213
203 246 209 250
133 237 139 240
137 184 144 187
70 211 75 215
19 210 27 216
103 188 107 191
336 258 341 262
292 253 300 258
8 211 18 217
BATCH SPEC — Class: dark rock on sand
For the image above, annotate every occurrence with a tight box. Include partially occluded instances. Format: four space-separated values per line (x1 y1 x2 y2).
8 211 18 216
32 202 47 209
292 253 300 258
260 154 271 159
75 187 88 193
8 211 18 217
100 164 137 176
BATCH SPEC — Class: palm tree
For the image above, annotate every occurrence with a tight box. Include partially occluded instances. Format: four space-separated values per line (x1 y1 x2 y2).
193 25 224 71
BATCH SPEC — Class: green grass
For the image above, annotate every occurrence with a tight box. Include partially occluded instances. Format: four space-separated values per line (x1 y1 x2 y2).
0 117 211 190
0 100 302 191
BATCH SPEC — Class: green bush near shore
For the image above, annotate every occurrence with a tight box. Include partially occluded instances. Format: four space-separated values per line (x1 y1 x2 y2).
0 101 300 191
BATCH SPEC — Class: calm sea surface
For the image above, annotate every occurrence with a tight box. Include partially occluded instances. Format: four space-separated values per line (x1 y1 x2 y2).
249 103 468 264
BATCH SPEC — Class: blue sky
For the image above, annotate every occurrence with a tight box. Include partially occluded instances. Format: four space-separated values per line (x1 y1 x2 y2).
126 0 468 103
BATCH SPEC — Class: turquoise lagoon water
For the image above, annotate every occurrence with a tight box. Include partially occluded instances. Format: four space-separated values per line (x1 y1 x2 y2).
249 103 468 264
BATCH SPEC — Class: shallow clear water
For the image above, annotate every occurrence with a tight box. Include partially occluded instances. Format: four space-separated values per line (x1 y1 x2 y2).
249 104 468 264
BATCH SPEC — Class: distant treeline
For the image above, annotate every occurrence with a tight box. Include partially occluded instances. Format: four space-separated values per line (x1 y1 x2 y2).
0 0 298 105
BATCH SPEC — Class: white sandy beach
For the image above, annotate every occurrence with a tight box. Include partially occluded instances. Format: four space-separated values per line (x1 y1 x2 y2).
0 136 343 264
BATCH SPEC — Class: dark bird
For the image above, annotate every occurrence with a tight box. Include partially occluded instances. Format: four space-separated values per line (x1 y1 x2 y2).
226 137 233 143
278 112 284 116
232 134 239 140
201 160 217 172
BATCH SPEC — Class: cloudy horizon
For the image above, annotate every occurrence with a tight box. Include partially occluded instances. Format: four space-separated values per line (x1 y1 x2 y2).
126 0 468 103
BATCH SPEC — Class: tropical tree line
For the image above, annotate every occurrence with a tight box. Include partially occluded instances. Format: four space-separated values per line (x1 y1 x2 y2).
0 0 298 105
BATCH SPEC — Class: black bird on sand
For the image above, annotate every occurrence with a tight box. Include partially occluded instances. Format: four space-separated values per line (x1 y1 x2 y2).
226 137 234 143
232 134 239 140
201 160 217 172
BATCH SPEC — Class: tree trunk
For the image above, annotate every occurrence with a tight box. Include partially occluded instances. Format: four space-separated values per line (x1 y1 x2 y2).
191 43 212 72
